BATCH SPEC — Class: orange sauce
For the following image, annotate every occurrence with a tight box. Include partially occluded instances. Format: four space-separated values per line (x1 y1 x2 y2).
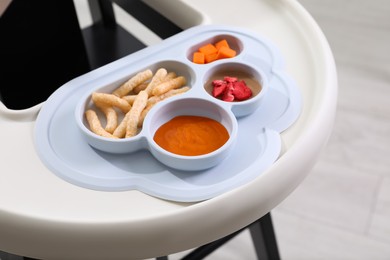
153 115 229 156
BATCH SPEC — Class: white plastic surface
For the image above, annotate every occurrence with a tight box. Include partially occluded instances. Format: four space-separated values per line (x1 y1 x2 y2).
34 25 301 202
0 1 337 259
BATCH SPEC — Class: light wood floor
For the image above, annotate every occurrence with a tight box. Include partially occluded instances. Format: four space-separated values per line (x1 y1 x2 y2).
275 0 390 259
74 1 390 259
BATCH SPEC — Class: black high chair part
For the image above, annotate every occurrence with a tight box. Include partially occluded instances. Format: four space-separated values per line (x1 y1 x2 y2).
0 0 181 110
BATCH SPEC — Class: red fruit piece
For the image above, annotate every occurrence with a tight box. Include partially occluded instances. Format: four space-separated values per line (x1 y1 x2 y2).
224 76 237 83
232 80 252 100
212 79 225 86
222 82 235 102
211 80 227 97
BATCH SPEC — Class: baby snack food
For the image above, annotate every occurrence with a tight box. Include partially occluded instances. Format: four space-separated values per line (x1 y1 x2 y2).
192 39 237 64
85 68 189 138
212 76 252 102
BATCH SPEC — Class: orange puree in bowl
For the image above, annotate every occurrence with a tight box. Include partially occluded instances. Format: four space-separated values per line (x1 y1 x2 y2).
153 115 229 156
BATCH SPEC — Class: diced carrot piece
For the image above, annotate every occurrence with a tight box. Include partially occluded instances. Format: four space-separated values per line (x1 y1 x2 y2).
216 46 237 59
193 52 205 64
199 43 218 56
205 52 218 63
215 39 230 50
193 39 236 64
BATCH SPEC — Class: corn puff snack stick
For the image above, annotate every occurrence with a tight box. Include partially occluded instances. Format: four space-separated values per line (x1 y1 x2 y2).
125 72 178 104
147 86 190 106
92 92 131 113
144 68 168 96
126 90 148 138
132 82 148 94
112 69 153 97
133 69 174 95
152 76 186 96
139 87 190 127
121 95 137 105
163 72 177 82
112 111 130 138
138 105 154 128
85 109 118 138
164 85 190 97
98 106 118 133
